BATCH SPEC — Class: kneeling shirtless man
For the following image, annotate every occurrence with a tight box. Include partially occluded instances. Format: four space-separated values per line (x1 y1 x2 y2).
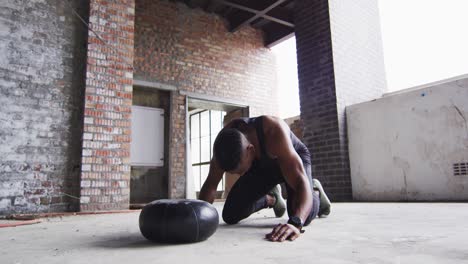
199 115 330 242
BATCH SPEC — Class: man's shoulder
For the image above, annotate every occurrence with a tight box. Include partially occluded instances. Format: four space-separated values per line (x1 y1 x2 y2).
262 116 295 157
261 115 287 132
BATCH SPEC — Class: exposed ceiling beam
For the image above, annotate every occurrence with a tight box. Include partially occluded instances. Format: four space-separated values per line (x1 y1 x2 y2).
262 14 293 28
214 0 293 32
229 0 288 32
266 7 293 24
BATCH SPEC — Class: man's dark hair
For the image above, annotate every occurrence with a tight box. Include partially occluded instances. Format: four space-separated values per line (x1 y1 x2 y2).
213 128 243 171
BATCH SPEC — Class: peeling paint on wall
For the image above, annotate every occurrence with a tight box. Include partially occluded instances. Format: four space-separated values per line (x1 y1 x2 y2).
0 0 88 215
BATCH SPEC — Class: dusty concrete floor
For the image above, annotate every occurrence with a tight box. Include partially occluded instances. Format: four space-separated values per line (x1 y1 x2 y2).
1 202 467 264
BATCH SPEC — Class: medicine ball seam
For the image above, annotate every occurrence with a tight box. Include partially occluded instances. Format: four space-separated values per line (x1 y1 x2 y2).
188 203 200 242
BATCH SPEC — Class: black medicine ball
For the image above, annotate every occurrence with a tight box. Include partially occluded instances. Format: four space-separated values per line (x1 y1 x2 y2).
139 199 219 243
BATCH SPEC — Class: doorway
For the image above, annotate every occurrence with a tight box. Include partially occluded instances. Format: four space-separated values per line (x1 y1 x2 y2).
187 97 249 200
129 87 170 207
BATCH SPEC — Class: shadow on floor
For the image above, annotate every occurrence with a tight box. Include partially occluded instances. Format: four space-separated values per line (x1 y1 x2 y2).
90 232 188 249
218 215 286 229
219 222 278 229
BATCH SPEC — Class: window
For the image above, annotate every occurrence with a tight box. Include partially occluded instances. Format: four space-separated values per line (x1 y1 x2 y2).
190 110 226 192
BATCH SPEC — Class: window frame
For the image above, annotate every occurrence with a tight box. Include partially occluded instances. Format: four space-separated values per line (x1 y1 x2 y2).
190 110 225 191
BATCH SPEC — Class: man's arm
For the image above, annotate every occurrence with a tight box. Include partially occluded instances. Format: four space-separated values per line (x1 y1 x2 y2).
264 117 313 241
270 119 312 221
199 158 225 204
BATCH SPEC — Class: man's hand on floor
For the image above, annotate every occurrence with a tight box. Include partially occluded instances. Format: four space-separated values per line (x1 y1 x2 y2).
265 223 301 242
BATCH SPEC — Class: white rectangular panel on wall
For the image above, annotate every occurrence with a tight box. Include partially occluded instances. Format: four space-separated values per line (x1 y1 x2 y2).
131 106 164 167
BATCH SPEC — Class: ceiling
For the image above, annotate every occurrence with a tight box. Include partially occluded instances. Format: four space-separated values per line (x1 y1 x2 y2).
174 0 295 47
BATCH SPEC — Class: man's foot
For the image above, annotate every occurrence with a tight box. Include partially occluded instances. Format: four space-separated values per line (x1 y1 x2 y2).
313 179 331 217
268 184 286 218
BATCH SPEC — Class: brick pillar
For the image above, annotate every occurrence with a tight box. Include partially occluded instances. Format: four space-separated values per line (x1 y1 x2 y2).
80 0 135 211
294 0 386 201
168 92 187 198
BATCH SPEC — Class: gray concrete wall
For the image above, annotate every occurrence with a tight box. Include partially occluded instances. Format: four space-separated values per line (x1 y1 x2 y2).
0 0 89 215
347 77 468 201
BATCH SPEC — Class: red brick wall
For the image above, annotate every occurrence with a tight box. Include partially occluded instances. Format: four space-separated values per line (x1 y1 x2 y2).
134 0 278 198
80 0 135 211
134 0 277 116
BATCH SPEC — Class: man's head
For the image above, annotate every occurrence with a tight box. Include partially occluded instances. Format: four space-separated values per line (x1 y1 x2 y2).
213 128 255 175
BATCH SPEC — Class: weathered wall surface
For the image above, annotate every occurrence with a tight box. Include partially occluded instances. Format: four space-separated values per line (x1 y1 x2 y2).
348 77 468 201
134 0 278 198
0 0 89 215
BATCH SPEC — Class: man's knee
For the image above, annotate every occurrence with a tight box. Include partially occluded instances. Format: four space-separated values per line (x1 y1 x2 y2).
222 195 244 224
222 208 241 225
